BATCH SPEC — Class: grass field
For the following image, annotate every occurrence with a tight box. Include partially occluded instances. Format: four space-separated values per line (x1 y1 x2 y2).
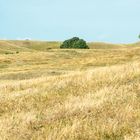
0 40 140 140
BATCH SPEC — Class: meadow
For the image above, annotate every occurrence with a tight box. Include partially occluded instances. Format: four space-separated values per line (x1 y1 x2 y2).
0 40 140 140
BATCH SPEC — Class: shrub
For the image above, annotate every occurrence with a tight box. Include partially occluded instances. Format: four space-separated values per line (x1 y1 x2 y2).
5 52 14 55
60 37 89 49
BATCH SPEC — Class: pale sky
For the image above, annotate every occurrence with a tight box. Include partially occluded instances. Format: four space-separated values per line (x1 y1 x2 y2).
0 0 140 43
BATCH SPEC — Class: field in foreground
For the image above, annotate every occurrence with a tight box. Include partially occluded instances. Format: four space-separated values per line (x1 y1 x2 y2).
0 41 140 140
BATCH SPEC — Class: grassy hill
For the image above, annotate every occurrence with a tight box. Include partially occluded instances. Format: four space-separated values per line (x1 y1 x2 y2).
0 40 140 139
0 40 61 53
0 40 140 54
88 42 126 49
0 40 33 54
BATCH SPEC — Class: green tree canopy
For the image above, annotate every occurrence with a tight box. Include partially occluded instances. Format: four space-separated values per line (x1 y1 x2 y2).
60 37 89 49
138 34 140 39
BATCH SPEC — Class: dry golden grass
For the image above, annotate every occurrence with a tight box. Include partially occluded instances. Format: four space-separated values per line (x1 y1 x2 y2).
0 41 140 140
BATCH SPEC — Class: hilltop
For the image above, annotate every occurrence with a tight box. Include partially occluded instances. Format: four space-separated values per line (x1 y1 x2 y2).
0 40 61 53
0 40 140 54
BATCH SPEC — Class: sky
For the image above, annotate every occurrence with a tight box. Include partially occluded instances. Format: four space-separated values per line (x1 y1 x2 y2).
0 0 140 43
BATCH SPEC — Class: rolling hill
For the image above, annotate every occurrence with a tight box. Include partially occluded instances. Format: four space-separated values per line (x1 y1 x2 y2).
0 40 140 139
0 40 140 54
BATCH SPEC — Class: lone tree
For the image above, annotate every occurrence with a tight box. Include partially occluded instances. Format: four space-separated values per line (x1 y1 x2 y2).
60 37 89 49
138 34 140 39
